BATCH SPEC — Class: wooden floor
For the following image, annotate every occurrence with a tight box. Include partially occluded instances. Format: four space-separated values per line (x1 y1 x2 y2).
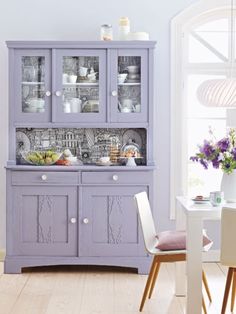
0 262 233 314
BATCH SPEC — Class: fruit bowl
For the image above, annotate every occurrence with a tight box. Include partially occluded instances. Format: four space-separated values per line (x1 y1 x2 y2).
21 150 62 166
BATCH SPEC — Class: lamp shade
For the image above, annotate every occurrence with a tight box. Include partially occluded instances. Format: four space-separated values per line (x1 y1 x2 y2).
197 78 236 107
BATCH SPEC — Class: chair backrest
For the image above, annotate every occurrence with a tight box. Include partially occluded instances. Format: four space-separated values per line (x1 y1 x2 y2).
134 191 158 253
221 207 236 267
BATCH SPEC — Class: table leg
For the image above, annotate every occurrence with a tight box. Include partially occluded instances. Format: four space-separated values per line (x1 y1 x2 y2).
175 200 186 296
186 216 203 314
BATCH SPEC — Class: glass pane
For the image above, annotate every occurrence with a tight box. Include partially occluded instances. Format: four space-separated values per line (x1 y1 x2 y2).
195 18 228 32
21 56 46 113
188 34 224 63
187 118 226 197
187 74 227 119
62 56 99 114
188 163 223 198
194 31 228 60
118 56 141 113
187 118 226 157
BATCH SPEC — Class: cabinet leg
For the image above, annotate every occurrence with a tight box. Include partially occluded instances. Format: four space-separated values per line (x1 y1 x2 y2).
4 260 22 274
138 262 151 275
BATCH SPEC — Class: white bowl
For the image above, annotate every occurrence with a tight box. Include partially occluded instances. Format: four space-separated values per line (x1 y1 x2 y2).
126 66 139 74
127 32 149 40
65 156 78 164
100 157 110 163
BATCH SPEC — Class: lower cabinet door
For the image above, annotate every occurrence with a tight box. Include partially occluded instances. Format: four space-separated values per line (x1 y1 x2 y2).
80 186 148 257
12 186 77 256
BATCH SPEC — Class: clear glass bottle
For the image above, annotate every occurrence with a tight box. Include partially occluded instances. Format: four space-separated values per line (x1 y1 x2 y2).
100 24 113 41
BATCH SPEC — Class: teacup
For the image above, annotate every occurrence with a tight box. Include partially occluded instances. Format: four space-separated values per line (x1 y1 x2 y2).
62 73 68 84
63 102 71 113
68 75 77 84
210 191 224 206
70 98 82 113
87 73 97 81
135 104 141 112
79 67 88 77
117 73 127 84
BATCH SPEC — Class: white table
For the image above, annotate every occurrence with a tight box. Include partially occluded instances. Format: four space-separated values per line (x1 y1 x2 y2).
175 196 226 314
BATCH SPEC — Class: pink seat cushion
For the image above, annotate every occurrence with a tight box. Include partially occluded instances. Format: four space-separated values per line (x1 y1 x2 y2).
156 230 213 251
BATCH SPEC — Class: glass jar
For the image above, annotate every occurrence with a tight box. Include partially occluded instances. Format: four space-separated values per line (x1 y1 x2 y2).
118 17 130 40
100 24 113 41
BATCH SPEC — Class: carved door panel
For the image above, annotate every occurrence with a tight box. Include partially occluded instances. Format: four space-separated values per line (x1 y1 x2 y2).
12 186 77 256
80 186 148 257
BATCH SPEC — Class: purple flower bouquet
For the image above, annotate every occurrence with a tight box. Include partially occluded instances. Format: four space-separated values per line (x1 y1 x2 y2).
190 129 236 174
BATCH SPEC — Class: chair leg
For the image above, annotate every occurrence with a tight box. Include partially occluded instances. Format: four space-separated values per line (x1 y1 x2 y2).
202 270 212 303
202 296 207 314
231 269 236 312
221 267 234 314
139 256 158 312
148 262 161 299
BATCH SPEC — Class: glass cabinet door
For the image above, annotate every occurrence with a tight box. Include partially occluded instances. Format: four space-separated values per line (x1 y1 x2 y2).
110 49 148 123
14 50 51 122
54 50 106 123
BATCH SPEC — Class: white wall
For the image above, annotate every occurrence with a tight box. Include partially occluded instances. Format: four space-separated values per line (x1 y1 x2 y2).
0 0 198 248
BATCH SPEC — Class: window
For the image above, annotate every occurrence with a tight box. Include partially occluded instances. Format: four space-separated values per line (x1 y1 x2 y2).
171 0 234 218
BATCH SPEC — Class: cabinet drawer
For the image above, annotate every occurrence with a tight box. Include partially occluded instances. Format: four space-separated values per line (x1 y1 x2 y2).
11 171 78 185
81 171 151 185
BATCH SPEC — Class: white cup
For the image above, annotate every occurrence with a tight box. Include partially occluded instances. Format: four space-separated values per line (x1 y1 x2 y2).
210 191 224 206
70 98 82 113
62 73 68 83
63 102 71 113
135 104 141 112
68 75 77 84
79 67 88 77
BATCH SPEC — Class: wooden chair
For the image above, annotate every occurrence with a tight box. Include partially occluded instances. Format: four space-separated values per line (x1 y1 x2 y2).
220 207 236 314
134 191 212 313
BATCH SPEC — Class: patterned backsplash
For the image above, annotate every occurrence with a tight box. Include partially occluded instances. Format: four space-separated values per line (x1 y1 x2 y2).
16 128 146 165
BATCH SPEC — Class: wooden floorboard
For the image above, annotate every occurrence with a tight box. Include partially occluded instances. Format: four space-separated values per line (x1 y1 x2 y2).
0 262 232 314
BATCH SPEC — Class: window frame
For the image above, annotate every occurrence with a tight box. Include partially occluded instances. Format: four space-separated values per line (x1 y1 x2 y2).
170 0 229 219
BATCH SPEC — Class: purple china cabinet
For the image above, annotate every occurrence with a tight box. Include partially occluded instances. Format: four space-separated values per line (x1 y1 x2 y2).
5 41 156 274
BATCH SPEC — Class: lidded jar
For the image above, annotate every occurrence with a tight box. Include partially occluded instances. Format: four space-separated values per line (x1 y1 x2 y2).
100 24 113 41
118 17 130 40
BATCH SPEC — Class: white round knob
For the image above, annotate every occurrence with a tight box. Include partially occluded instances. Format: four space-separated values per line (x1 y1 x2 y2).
70 218 77 224
111 90 117 97
41 174 47 181
83 218 89 224
45 91 51 97
55 91 62 97
112 174 118 181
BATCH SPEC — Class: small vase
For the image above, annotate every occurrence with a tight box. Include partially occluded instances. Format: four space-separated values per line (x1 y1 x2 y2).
220 170 236 203
126 157 137 167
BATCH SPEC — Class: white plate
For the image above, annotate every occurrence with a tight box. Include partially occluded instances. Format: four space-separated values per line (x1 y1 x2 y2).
96 161 112 166
191 198 210 204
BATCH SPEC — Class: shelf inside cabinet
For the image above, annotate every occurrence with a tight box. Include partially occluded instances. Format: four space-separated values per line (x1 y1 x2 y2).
21 82 44 85
63 82 99 87
118 83 141 86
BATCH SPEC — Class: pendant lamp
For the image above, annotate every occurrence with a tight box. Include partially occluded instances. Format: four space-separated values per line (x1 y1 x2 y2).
197 0 236 107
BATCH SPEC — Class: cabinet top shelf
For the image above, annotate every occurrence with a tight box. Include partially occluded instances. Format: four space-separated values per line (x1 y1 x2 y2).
6 40 156 49
63 82 99 87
